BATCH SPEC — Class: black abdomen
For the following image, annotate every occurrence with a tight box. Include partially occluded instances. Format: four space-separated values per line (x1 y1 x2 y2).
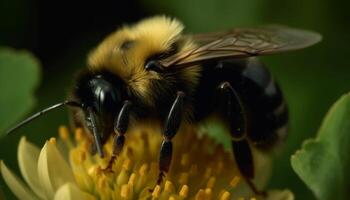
193 58 288 150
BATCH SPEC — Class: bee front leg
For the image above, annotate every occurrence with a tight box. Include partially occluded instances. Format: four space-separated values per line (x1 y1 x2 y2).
103 100 132 172
218 82 266 196
157 91 185 186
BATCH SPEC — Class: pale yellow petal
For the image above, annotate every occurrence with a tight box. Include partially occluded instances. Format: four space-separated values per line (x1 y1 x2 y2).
0 161 39 200
253 149 273 189
38 141 76 199
266 189 294 200
53 183 96 200
18 137 45 199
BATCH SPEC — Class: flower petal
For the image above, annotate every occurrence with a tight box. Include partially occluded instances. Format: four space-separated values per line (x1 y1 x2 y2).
0 161 39 200
18 137 45 199
38 141 76 199
267 189 294 200
53 183 96 200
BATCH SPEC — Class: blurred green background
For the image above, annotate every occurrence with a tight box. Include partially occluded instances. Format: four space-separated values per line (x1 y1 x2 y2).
0 0 349 199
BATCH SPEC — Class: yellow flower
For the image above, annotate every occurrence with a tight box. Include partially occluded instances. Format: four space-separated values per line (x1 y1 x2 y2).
1 125 293 200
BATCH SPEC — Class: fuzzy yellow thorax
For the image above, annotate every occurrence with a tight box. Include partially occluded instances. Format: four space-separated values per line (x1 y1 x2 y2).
87 16 199 106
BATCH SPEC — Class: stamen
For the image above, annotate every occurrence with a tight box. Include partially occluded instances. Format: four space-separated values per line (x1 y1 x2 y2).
206 176 216 188
75 128 84 142
220 191 231 200
59 126 75 149
164 181 174 193
128 173 136 186
49 137 56 145
139 163 149 175
58 126 69 140
152 185 161 198
121 184 132 199
117 159 132 185
179 185 189 198
205 188 212 199
168 196 176 200
230 176 241 188
123 159 132 171
135 164 148 193
195 189 205 200
204 167 212 179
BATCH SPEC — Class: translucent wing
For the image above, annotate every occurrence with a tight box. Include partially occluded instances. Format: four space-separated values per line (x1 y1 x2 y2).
160 25 321 68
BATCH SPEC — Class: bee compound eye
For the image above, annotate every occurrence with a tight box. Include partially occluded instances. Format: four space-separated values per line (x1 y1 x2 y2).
145 60 164 73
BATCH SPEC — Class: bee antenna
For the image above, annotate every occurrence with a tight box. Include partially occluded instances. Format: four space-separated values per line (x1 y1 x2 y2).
6 100 83 135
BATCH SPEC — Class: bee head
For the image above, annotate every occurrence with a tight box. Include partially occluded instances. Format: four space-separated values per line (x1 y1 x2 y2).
74 70 126 157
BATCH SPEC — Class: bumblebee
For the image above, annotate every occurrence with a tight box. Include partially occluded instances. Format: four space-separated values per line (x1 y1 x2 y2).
7 16 321 194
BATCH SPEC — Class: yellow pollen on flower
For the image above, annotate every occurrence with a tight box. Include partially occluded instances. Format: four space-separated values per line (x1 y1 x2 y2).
164 181 174 193
152 185 161 198
206 177 216 188
74 128 84 142
49 137 56 145
179 185 189 198
58 125 69 140
230 176 241 188
121 184 132 199
58 125 254 200
205 188 213 199
195 189 205 200
128 173 136 186
220 191 231 200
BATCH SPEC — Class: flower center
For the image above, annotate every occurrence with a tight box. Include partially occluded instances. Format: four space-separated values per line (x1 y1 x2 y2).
59 125 248 200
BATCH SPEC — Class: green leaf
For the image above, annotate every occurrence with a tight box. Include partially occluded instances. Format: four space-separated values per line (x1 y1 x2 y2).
0 48 40 137
291 93 350 200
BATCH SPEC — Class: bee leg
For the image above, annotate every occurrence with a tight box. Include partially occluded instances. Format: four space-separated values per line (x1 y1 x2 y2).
219 82 266 196
103 100 132 172
232 140 266 196
157 91 185 186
